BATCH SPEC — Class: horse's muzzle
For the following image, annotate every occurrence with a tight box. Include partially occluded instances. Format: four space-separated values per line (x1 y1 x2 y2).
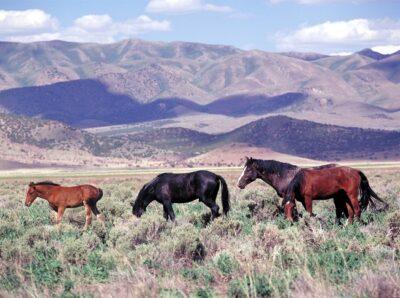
25 202 31 207
237 184 245 189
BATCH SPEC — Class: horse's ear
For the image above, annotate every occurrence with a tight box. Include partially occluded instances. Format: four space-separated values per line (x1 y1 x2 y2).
29 182 34 187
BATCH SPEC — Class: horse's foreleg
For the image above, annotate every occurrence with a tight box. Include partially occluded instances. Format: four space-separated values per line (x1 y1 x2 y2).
83 201 92 230
333 197 344 225
163 205 169 220
284 201 295 222
56 206 65 230
163 201 175 222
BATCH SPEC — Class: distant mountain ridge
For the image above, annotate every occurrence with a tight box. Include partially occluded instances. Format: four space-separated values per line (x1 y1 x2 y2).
0 39 399 132
1 113 399 169
0 79 306 127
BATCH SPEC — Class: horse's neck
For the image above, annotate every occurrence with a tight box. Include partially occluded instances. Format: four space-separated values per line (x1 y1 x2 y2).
35 186 54 201
258 166 300 197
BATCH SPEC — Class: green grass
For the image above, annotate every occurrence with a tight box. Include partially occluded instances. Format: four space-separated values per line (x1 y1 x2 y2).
0 170 399 297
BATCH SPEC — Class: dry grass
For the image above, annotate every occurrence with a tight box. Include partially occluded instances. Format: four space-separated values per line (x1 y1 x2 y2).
0 169 399 297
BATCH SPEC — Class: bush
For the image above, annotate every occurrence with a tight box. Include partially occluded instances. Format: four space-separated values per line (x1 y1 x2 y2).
214 252 237 277
25 243 63 288
0 268 21 291
83 251 115 282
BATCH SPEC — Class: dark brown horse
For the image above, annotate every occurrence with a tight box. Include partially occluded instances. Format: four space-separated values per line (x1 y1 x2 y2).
25 181 104 229
237 158 386 224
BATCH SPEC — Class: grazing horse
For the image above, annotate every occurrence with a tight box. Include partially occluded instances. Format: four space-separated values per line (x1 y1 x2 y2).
131 170 230 221
237 157 386 224
25 181 104 229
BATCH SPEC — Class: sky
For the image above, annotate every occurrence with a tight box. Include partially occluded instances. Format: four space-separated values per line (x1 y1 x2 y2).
0 0 399 54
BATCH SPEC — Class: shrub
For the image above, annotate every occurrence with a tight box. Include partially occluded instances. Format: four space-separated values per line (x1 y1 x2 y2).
214 252 237 277
181 266 214 284
83 251 115 282
0 268 21 291
228 275 272 298
61 237 88 264
192 287 214 298
25 243 63 288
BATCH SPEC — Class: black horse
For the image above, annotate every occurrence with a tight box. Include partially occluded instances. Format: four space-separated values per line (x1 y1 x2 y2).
131 170 230 221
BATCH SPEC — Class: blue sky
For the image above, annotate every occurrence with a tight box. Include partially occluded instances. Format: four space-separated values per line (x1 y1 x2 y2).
0 0 399 54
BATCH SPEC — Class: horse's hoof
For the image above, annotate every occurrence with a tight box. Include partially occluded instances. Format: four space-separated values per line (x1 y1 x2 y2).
97 214 105 222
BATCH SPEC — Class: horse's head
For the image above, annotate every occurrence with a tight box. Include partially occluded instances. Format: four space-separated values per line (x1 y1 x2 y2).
131 183 153 218
25 182 39 207
237 157 258 189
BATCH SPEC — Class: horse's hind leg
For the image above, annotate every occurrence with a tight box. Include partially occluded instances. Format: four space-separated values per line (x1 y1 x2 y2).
200 183 220 220
202 198 220 220
89 201 105 222
83 201 92 230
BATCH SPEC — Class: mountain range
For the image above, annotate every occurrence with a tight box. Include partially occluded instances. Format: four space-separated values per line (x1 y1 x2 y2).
0 39 399 131
0 39 399 168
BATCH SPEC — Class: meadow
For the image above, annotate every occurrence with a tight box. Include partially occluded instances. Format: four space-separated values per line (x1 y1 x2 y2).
0 168 399 297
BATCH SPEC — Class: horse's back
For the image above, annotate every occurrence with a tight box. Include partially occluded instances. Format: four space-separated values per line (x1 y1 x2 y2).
300 166 361 197
152 170 219 203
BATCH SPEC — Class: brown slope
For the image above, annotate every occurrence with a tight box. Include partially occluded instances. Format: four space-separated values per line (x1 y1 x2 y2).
131 116 400 162
0 113 175 168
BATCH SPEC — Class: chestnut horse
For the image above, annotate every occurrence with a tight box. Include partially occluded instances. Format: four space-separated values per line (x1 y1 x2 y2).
283 167 387 223
237 158 386 224
25 181 104 229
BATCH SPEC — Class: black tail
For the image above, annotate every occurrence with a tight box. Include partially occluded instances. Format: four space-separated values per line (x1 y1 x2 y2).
359 171 388 211
283 171 303 206
217 175 230 215
97 188 103 201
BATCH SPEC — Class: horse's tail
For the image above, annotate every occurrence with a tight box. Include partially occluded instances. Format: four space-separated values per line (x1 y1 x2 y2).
96 188 103 202
283 171 303 205
359 171 388 211
217 175 230 215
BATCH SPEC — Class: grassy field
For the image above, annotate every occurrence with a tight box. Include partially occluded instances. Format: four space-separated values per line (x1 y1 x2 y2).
0 168 399 297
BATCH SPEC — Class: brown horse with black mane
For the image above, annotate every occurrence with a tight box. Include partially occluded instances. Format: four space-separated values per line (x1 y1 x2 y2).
237 157 387 224
283 166 387 223
25 181 104 229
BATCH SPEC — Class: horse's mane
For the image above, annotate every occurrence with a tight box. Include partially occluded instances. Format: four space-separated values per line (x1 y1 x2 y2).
132 179 156 209
31 181 60 186
250 159 298 176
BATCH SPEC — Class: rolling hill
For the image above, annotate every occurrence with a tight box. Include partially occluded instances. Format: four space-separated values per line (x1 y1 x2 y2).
1 114 399 169
0 40 399 131
123 116 400 163
0 113 176 168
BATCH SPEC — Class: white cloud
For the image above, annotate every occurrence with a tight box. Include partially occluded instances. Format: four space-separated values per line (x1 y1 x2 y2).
0 10 171 43
64 14 171 43
329 51 353 56
0 9 58 35
73 15 113 31
372 44 400 54
276 18 400 53
146 0 232 14
269 0 374 4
